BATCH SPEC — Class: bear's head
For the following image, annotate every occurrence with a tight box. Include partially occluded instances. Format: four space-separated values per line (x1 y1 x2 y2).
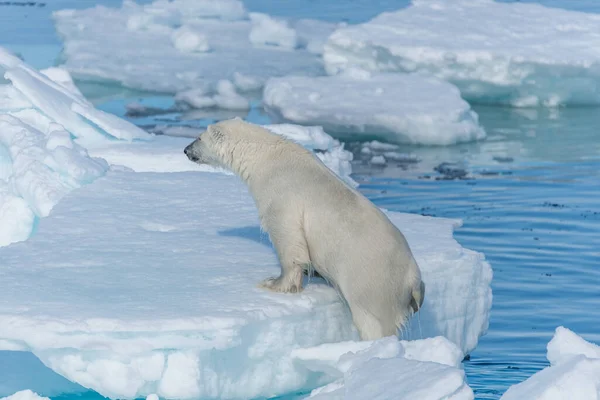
184 123 226 168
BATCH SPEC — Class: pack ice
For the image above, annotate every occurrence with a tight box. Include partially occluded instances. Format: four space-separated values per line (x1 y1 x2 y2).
324 0 600 107
0 168 491 399
52 0 337 93
263 72 485 145
502 327 600 399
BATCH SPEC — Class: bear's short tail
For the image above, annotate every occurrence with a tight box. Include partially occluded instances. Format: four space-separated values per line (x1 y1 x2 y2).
410 280 425 314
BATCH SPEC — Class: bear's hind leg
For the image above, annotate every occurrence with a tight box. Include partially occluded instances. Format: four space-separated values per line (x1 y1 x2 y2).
258 225 309 294
350 306 398 341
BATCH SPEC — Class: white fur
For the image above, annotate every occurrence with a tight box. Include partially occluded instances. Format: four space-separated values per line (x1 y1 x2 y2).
184 118 425 340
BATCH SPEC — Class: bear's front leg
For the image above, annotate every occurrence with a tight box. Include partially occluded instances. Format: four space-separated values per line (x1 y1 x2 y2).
258 224 309 294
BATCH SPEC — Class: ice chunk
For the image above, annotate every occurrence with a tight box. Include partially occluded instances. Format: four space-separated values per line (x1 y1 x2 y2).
176 79 254 111
324 0 600 107
293 19 341 55
171 27 210 53
0 48 150 247
232 72 263 92
0 171 490 399
53 0 327 93
39 67 86 102
249 13 298 49
547 326 600 365
0 48 149 144
501 327 600 400
300 337 472 399
0 116 108 218
0 186 34 247
0 391 49 400
370 155 386 165
263 74 485 145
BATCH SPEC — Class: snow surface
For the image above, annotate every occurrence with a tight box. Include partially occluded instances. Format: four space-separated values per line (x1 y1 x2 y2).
53 0 333 93
502 327 600 399
0 171 491 399
0 391 49 400
264 73 485 145
324 0 600 107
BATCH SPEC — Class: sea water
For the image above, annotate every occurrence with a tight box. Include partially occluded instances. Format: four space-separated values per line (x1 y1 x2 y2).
1 0 599 399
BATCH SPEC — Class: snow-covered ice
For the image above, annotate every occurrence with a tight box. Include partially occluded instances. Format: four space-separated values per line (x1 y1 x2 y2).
171 27 211 53
0 48 149 144
264 73 486 145
297 336 472 400
249 13 298 49
324 0 600 107
0 170 491 399
0 391 49 400
502 327 600 399
175 80 250 111
53 0 332 93
0 48 115 246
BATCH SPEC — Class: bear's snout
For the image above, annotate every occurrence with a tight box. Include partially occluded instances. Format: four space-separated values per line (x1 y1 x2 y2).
184 144 199 162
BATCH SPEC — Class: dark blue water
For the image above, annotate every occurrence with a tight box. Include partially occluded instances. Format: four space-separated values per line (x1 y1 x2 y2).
2 0 600 399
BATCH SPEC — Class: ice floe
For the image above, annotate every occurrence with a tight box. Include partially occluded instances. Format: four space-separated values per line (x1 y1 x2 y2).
295 336 472 399
501 327 600 400
0 48 114 246
0 391 49 400
324 0 600 107
0 170 491 399
0 48 149 144
53 0 332 93
264 73 485 145
175 80 250 111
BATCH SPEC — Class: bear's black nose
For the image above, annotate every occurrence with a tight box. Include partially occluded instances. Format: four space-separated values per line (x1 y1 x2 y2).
184 145 191 155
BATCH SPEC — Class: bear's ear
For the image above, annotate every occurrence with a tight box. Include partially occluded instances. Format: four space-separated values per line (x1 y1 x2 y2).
207 125 225 143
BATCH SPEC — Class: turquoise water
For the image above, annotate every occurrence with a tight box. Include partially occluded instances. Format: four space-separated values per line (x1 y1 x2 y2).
1 0 600 399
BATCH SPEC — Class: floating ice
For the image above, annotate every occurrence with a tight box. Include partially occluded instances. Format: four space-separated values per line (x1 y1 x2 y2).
53 0 329 93
0 171 490 399
263 73 485 145
502 327 600 399
0 47 155 246
324 0 600 107
0 48 149 144
249 13 298 49
0 391 49 400
175 80 250 111
295 336 472 400
171 27 210 53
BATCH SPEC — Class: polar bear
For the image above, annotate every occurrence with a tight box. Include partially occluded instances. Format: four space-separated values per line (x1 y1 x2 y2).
184 118 425 340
